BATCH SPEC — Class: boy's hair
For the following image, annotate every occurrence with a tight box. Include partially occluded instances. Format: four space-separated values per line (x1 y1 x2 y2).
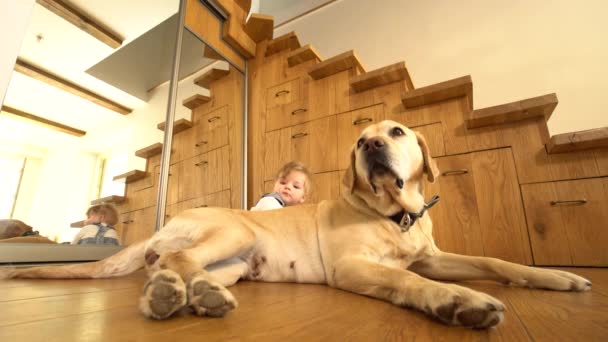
275 161 313 197
86 204 119 226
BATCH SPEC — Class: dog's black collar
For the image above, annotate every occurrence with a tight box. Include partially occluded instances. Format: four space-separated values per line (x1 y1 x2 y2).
388 195 440 232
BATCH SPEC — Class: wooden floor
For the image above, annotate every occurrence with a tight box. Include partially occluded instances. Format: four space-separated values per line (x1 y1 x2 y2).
0 267 607 341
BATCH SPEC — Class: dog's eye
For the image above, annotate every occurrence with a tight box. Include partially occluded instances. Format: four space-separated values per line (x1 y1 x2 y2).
357 138 365 148
391 127 405 137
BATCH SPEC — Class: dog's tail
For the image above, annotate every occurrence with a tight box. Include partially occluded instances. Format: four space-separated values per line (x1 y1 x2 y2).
0 240 148 279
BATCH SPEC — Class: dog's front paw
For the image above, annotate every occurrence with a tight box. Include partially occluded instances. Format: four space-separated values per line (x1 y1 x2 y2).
507 268 592 292
139 270 188 320
427 286 505 329
188 274 237 317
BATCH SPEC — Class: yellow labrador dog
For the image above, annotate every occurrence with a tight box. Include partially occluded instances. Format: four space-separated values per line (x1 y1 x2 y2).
1 120 591 329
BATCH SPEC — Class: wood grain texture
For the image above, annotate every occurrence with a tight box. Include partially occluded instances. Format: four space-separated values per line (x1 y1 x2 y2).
36 0 122 48
14 59 131 115
90 195 125 206
215 0 256 58
244 13 274 43
265 31 301 57
310 171 341 203
182 94 211 109
157 118 193 135
193 67 230 89
401 75 472 110
546 127 608 153
287 44 322 67
466 93 558 129
134 143 163 159
1 105 86 137
308 50 366 80
350 61 411 93
112 170 146 183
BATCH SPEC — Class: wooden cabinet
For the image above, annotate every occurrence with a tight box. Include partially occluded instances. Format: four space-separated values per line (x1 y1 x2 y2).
178 145 231 201
264 115 338 180
117 206 156 245
521 178 608 266
426 148 532 264
336 104 384 170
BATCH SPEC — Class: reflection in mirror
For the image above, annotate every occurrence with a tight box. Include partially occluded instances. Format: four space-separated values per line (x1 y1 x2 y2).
0 0 185 263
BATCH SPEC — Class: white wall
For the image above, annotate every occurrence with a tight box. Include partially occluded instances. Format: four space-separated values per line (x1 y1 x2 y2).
0 0 35 104
275 0 608 135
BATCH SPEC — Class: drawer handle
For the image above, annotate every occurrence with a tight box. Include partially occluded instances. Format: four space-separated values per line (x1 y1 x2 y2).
533 223 546 234
441 169 469 176
207 116 221 123
291 108 307 115
275 90 290 97
195 140 208 147
292 132 308 139
195 204 208 208
194 161 208 167
157 172 172 176
550 199 587 206
353 118 373 125
121 220 134 224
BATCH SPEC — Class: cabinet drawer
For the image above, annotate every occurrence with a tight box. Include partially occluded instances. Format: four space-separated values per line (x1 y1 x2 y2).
266 78 301 109
196 105 228 132
194 124 229 154
411 122 445 157
336 104 384 170
266 98 309 132
179 146 231 201
521 178 608 266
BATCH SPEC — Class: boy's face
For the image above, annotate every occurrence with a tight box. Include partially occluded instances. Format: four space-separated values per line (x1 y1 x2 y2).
85 212 104 225
273 171 307 206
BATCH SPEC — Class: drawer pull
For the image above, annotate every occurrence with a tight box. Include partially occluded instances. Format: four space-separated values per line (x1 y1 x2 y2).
550 199 587 206
194 161 208 167
157 172 172 176
275 90 290 97
291 108 307 115
441 169 469 176
121 220 134 224
353 118 373 125
195 204 208 208
533 223 546 234
207 116 221 123
195 140 208 147
291 132 308 139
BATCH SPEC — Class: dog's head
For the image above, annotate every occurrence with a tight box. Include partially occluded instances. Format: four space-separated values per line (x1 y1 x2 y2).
343 120 439 216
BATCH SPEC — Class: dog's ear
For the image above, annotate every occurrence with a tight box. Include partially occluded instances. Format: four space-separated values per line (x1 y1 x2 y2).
415 131 440 183
342 146 357 194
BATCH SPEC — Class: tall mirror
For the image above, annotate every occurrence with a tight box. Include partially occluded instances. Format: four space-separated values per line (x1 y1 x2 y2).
0 0 246 264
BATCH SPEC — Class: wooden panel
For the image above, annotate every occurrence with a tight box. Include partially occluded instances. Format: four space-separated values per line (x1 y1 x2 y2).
410 122 445 157
265 31 300 57
14 59 131 115
178 155 207 201
204 145 231 195
244 13 274 43
425 153 485 257
307 70 351 121
266 78 301 110
546 127 608 153
195 105 229 132
185 0 245 71
90 195 125 206
121 206 156 245
595 149 608 175
1 105 86 137
153 164 180 205
287 44 322 67
401 75 472 110
289 116 338 174
471 148 532 264
310 172 341 203
113 170 146 183
135 143 162 159
266 98 309 132
308 50 365 80
466 93 558 129
214 0 256 57
264 129 292 181
193 124 229 154
336 104 385 170
182 94 211 110
157 118 193 134
36 0 122 48
349 61 411 93
206 190 231 208
194 67 230 89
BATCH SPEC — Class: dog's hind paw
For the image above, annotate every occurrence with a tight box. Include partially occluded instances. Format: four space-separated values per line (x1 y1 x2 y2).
139 270 187 320
187 274 237 317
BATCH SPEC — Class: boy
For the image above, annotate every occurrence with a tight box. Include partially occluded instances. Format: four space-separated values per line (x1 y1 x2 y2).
251 161 312 211
72 204 121 245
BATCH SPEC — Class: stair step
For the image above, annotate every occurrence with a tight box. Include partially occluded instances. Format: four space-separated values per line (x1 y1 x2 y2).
90 195 126 206
265 31 300 57
546 127 608 154
402 75 472 109
113 170 146 183
244 13 274 43
466 93 557 129
182 94 211 109
308 50 366 80
194 66 230 88
135 143 163 158
157 118 193 135
287 44 322 67
70 220 85 228
350 61 412 93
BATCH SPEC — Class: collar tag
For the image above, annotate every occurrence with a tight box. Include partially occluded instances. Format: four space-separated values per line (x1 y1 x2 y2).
399 214 412 232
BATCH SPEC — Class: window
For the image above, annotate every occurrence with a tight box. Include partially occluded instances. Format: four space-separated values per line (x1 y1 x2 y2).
0 156 26 218
98 153 128 198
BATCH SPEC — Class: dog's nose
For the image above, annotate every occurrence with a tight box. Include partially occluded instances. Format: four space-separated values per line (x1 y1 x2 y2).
363 137 385 152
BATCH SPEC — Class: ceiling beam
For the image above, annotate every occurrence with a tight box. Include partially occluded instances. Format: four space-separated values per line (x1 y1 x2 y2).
14 59 132 115
36 0 123 49
1 105 86 137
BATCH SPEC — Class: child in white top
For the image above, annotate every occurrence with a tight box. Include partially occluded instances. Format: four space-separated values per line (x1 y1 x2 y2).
72 204 121 246
251 161 312 211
